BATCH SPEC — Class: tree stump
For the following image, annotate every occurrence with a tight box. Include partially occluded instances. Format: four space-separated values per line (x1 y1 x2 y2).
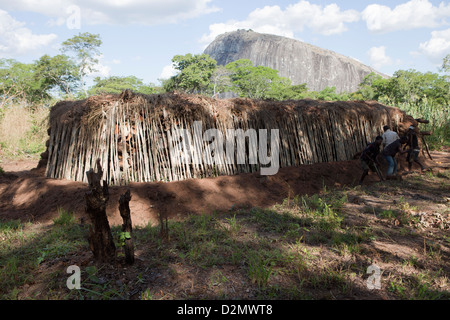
85 159 116 262
119 189 134 264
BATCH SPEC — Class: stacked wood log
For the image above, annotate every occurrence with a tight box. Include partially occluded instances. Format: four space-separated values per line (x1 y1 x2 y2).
43 91 419 185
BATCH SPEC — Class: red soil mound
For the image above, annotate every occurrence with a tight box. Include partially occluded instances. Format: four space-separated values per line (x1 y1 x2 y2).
1 152 448 227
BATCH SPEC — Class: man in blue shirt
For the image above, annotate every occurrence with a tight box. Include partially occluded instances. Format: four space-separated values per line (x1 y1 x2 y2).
382 136 408 179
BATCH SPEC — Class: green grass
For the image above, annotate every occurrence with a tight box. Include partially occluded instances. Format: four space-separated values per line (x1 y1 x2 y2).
247 251 274 289
0 209 87 299
1 170 449 300
0 104 48 159
388 271 450 300
397 101 450 150
53 207 76 226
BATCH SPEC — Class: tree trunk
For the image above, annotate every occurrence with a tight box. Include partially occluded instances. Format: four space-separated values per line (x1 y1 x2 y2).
119 189 134 264
85 159 116 262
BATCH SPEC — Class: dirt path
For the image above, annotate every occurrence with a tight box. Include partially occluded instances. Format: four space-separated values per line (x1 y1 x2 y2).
1 152 449 226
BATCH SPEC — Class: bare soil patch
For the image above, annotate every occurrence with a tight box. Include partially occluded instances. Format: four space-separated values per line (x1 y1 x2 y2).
2 151 447 227
0 151 449 300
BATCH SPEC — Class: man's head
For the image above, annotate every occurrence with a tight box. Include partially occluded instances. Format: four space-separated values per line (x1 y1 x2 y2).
375 135 383 145
383 125 390 132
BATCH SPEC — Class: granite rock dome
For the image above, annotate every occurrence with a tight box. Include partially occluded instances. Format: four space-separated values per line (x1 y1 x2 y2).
204 29 387 93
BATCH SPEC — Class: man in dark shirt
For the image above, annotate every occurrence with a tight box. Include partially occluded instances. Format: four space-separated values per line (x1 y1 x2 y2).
406 126 426 172
382 136 408 179
359 136 383 185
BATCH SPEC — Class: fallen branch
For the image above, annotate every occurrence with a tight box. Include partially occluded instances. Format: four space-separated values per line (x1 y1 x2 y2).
421 136 433 160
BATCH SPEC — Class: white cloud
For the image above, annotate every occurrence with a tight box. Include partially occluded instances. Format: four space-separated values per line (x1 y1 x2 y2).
419 28 450 63
0 9 58 57
284 1 360 36
159 64 178 79
362 0 450 33
367 46 393 69
46 17 67 27
87 54 111 78
200 1 359 45
0 0 220 26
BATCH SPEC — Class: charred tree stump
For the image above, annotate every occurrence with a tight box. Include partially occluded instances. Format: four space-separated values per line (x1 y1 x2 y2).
119 189 134 264
85 159 116 262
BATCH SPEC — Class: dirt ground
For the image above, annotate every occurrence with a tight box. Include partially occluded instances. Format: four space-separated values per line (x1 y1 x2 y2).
1 150 449 301
1 151 449 227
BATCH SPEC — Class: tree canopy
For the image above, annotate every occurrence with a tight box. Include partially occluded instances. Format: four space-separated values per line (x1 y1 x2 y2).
34 54 80 97
0 59 48 106
225 59 290 99
357 70 450 105
61 32 102 97
1 35 449 114
88 76 158 96
164 53 217 94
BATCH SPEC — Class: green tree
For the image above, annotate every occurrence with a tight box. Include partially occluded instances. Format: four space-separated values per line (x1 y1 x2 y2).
0 59 48 107
441 54 450 98
283 83 309 100
317 86 349 101
165 53 217 94
356 70 449 105
88 76 157 95
263 77 293 101
387 70 449 105
210 65 232 98
160 76 178 93
61 32 102 97
357 72 390 101
442 54 450 74
33 54 80 98
225 59 291 99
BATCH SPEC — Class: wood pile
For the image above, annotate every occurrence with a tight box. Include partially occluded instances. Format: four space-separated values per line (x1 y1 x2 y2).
43 90 418 185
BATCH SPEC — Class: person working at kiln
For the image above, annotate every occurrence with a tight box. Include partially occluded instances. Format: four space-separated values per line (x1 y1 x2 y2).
382 136 408 179
406 126 426 172
359 136 383 185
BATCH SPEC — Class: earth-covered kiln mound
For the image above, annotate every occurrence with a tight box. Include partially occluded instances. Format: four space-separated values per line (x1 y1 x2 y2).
42 90 418 185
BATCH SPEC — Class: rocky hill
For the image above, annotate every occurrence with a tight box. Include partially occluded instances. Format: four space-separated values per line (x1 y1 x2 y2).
203 29 387 93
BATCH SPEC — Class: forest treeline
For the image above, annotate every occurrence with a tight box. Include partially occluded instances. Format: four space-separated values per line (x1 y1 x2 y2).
1 32 449 150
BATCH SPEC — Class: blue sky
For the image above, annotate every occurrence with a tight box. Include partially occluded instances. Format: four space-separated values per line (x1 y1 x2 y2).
1 0 450 88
